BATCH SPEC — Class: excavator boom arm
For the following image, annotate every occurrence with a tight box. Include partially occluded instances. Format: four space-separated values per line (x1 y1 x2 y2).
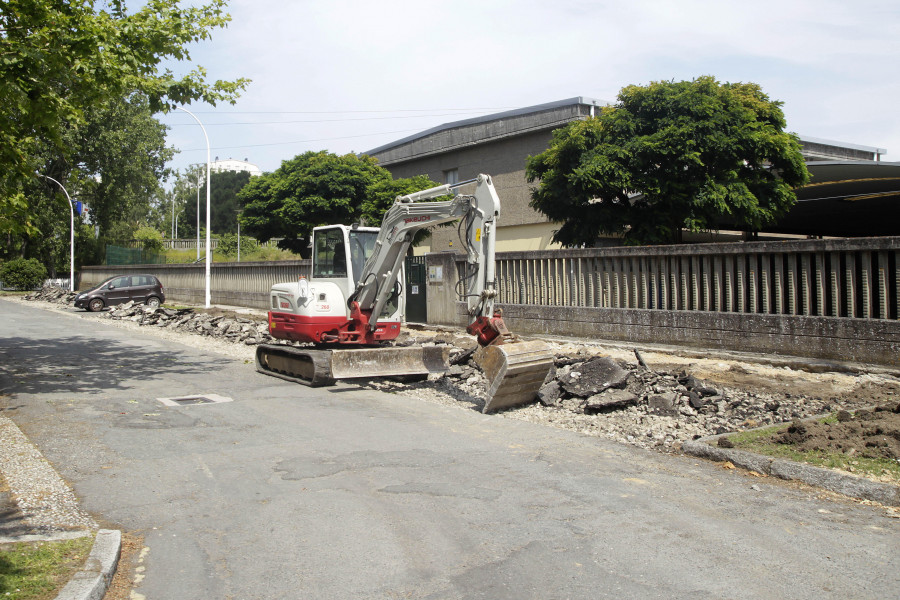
349 174 501 331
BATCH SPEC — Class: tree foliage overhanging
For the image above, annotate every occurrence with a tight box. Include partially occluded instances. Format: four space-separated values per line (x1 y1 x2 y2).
238 151 440 257
0 0 249 271
1 0 249 182
526 77 811 246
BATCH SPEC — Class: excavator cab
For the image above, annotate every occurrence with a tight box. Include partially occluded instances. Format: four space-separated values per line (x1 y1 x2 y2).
267 225 404 345
312 225 401 320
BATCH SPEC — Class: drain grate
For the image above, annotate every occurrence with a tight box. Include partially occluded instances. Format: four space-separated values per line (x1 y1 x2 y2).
157 394 233 407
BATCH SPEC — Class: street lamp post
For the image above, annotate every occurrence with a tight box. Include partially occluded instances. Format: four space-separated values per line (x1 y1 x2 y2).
38 174 74 292
236 209 243 263
196 168 201 262
176 107 212 308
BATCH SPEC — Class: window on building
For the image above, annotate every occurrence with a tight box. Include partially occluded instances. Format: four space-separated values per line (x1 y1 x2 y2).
443 168 458 186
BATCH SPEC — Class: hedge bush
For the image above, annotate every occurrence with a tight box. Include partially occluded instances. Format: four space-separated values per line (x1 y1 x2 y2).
0 258 48 290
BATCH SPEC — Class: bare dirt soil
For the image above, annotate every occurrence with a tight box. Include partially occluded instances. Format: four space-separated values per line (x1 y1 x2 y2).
771 403 900 461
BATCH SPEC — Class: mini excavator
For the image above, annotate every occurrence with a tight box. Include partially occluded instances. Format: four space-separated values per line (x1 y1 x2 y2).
255 174 554 412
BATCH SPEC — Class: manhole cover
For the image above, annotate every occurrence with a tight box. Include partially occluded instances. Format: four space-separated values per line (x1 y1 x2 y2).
157 394 233 407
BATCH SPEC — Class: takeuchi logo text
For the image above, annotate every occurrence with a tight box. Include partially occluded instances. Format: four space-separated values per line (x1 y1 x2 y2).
404 215 431 223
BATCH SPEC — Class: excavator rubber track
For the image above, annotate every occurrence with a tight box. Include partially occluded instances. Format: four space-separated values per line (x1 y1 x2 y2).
478 340 556 413
255 343 450 387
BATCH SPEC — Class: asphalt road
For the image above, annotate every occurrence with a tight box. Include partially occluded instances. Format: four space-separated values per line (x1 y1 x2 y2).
1 298 898 599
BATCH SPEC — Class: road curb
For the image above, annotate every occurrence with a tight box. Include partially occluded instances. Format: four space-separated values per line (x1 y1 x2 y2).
54 529 121 600
682 436 900 506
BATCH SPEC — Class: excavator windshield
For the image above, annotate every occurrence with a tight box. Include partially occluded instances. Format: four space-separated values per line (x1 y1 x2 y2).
313 228 347 278
312 226 379 284
348 229 378 284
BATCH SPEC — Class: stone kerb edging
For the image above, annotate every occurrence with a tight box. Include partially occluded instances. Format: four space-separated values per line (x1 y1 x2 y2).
682 436 900 507
54 529 121 600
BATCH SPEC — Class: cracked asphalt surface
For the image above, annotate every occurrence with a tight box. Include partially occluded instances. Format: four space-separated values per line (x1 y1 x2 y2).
1 298 899 599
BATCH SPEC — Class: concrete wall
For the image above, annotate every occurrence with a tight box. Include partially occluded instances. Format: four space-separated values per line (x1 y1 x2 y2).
423 237 900 368
81 236 900 368
81 260 310 310
496 304 900 367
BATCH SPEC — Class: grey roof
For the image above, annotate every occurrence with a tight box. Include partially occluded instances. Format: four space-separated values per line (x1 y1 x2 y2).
365 98 887 164
797 136 886 155
364 97 608 156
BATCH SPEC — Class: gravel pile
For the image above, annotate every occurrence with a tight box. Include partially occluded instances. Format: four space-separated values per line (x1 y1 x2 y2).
17 286 900 454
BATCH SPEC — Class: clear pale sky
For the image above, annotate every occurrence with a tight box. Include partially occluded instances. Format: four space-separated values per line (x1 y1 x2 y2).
155 0 899 178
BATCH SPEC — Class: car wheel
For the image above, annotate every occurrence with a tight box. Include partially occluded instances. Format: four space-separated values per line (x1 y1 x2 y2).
146 296 161 309
88 298 105 312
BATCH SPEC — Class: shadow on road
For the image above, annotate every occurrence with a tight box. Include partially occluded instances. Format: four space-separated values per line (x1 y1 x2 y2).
0 334 232 397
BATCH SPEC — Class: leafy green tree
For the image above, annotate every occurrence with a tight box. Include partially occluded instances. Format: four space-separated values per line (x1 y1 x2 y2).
239 152 439 257
0 0 249 236
134 226 165 253
64 93 174 238
0 258 47 290
8 93 174 272
216 233 258 259
526 77 810 246
181 169 253 236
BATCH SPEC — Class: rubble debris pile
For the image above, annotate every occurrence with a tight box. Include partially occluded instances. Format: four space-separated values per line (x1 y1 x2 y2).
371 343 893 453
25 285 274 346
25 285 76 304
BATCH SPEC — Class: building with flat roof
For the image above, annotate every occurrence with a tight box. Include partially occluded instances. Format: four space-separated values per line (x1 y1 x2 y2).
366 98 893 250
211 157 262 176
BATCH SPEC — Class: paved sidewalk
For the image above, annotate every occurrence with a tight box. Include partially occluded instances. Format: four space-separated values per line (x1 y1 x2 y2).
0 414 120 599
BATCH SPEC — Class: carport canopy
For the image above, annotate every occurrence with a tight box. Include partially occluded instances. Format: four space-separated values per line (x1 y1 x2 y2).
763 161 900 237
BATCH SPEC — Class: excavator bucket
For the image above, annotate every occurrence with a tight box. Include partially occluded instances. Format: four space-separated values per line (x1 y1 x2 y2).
328 346 450 380
478 340 555 413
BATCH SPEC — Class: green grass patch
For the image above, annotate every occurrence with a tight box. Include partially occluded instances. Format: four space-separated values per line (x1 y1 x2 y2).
725 418 900 483
0 535 94 600
164 246 302 264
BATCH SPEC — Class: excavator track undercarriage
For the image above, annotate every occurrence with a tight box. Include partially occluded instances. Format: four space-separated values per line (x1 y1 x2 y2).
255 344 450 387
256 339 555 413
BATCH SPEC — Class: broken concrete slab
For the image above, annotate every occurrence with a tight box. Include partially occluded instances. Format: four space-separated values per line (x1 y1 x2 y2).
558 357 629 398
584 389 639 414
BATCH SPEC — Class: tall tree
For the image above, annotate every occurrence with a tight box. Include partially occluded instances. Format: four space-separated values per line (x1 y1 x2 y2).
526 77 810 246
240 152 439 257
65 93 173 237
0 0 249 237
8 93 174 269
182 170 253 236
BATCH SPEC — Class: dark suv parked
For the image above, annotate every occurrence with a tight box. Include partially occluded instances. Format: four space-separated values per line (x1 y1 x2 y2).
74 274 165 312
